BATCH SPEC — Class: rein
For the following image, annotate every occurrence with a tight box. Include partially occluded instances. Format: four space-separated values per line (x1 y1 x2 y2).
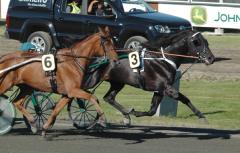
68 35 110 73
70 47 86 73
116 48 200 82
115 49 199 59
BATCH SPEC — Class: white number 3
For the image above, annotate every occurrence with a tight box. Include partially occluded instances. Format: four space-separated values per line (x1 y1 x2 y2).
129 51 140 69
42 54 56 71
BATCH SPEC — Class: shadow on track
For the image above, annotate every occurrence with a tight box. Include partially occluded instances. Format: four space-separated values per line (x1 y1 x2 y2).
187 110 226 118
9 123 240 143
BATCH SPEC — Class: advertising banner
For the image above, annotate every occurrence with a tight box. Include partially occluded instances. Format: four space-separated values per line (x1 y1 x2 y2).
1 0 11 19
158 4 240 29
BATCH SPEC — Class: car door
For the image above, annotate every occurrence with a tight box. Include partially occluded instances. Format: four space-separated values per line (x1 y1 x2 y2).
54 0 88 48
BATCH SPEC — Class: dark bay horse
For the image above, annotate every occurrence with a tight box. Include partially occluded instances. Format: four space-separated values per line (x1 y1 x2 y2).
83 30 215 125
0 27 117 136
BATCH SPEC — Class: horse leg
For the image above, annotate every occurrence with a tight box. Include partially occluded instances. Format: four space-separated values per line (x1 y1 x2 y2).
42 96 71 137
12 86 38 133
42 88 105 136
0 76 37 133
164 85 207 122
103 82 132 114
103 82 132 125
130 92 164 117
68 88 107 128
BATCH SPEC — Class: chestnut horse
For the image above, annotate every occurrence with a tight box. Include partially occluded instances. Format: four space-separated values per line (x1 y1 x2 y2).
0 27 117 136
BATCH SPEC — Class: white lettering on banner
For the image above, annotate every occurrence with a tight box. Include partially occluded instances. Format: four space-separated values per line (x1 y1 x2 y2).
18 0 48 3
18 0 48 7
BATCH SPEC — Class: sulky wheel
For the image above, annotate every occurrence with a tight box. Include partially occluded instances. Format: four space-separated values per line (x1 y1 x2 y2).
68 98 99 129
23 92 55 132
0 95 16 135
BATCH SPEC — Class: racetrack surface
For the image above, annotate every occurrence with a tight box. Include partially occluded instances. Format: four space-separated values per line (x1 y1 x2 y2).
0 121 240 153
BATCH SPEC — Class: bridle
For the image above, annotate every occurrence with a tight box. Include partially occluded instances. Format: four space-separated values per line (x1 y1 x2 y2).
148 31 209 65
100 35 109 59
70 34 112 73
188 32 209 62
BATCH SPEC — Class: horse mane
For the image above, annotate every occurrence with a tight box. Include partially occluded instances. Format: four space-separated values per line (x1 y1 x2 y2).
70 32 107 50
142 30 193 50
62 33 94 48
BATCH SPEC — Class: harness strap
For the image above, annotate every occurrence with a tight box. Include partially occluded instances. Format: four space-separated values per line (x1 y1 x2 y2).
160 47 177 70
116 49 199 59
100 36 107 59
49 72 58 93
140 48 146 72
70 48 86 73
143 48 177 70
0 58 42 74
174 59 198 82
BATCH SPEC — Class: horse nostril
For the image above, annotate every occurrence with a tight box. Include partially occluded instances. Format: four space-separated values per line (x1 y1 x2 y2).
208 57 215 63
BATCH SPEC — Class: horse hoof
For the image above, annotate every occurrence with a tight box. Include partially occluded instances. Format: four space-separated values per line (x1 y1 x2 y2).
123 115 131 127
97 119 107 128
41 128 48 137
126 108 135 114
31 127 37 134
29 122 37 134
199 118 209 124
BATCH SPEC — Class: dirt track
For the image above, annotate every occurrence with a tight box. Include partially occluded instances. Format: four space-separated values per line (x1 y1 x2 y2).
0 36 240 80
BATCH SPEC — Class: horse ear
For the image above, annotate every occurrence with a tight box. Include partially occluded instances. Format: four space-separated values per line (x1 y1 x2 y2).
104 26 110 35
98 26 110 37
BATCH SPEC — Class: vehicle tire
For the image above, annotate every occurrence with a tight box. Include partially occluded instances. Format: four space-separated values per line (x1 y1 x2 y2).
68 98 99 129
27 31 52 53
23 92 55 132
0 95 16 135
124 36 148 49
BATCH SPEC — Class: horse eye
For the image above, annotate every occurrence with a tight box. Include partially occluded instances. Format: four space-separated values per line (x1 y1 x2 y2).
192 39 201 46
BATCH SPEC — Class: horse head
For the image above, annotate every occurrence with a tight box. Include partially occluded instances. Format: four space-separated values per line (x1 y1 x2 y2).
96 26 118 61
186 31 215 65
160 30 215 65
70 26 118 62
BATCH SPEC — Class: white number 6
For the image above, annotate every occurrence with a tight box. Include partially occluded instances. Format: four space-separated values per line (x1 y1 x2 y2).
42 54 56 71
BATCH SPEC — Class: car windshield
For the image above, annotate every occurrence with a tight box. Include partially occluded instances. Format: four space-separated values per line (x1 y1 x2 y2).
120 0 155 13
